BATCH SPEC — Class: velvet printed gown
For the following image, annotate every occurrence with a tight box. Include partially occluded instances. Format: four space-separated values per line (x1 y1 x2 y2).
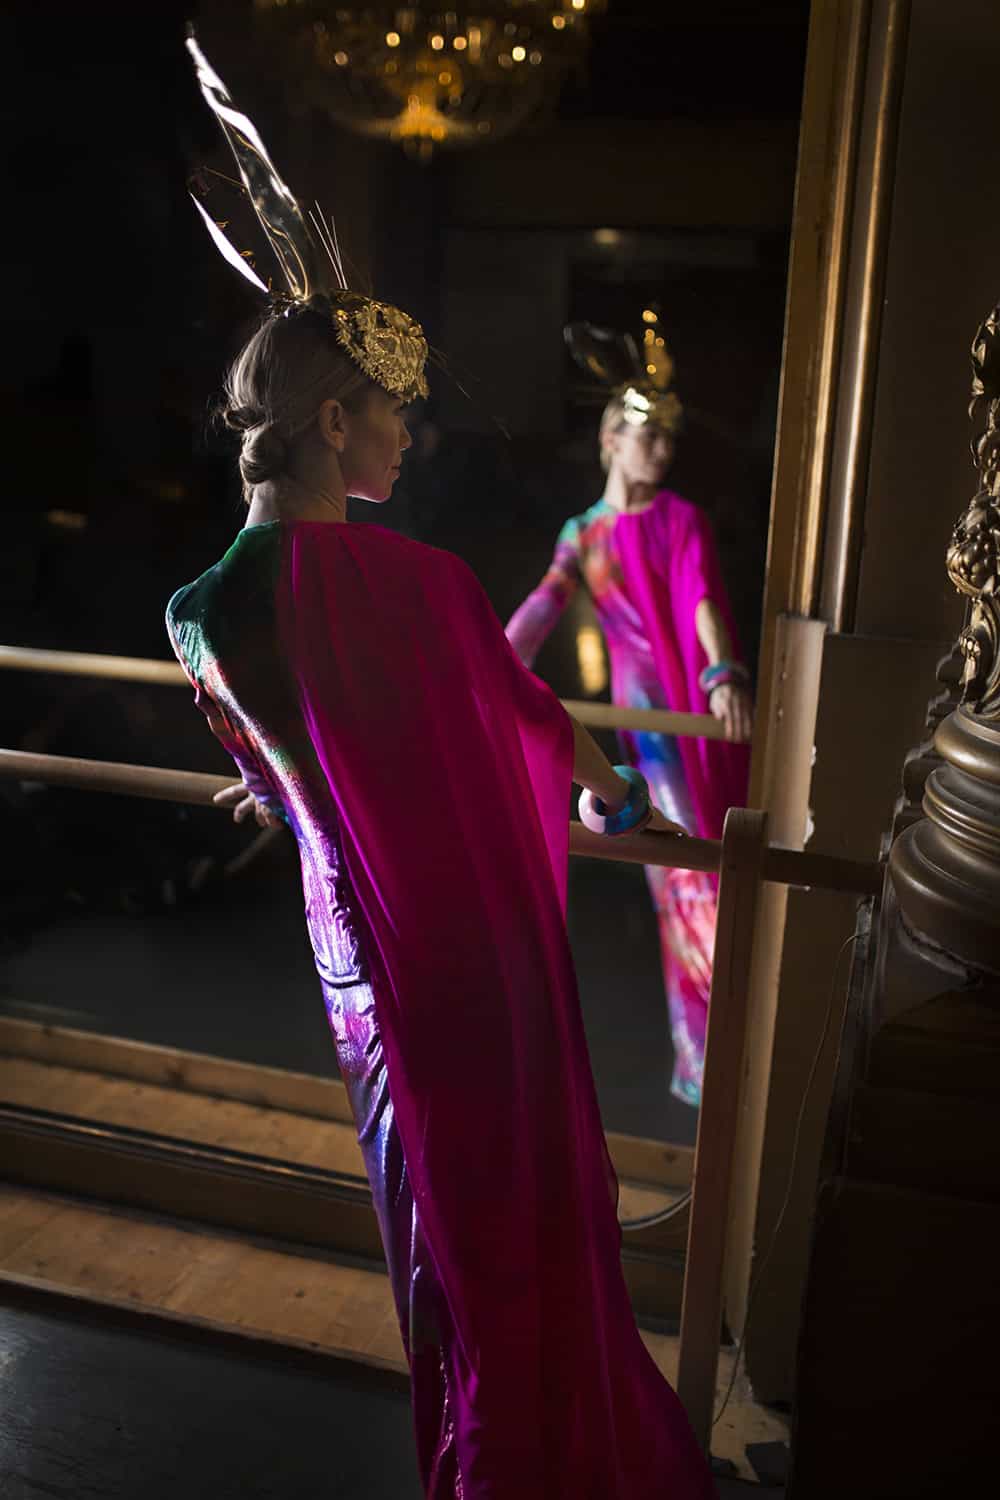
166 519 714 1500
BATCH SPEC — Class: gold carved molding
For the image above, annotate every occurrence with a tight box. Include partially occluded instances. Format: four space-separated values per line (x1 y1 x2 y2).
889 300 1000 970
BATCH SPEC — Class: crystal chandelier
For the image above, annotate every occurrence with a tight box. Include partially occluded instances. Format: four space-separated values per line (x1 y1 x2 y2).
253 2 604 159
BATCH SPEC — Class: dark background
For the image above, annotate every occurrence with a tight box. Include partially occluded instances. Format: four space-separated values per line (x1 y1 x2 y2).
0 0 808 1143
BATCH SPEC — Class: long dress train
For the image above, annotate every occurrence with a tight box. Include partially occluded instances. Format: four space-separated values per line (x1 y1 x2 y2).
168 518 714 1499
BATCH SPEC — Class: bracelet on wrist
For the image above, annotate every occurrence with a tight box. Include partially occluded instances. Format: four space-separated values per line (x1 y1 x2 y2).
578 765 652 837
698 660 749 696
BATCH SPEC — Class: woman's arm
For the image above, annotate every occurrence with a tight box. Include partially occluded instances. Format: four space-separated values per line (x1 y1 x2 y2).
694 596 734 665
694 597 753 744
169 634 288 829
570 714 631 809
506 532 581 668
569 713 683 834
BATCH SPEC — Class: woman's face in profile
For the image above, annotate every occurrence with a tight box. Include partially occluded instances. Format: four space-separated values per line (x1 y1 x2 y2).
340 387 413 503
606 421 675 488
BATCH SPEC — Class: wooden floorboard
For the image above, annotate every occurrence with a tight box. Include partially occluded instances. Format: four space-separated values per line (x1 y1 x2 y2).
0 1053 683 1223
0 1184 787 1481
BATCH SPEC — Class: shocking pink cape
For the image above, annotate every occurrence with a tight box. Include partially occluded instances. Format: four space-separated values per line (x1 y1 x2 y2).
614 490 750 842
278 523 712 1498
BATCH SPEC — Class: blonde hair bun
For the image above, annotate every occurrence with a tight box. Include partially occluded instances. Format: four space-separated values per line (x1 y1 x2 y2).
238 423 290 486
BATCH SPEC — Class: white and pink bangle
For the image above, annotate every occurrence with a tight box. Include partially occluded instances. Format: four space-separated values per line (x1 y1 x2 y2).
579 766 652 837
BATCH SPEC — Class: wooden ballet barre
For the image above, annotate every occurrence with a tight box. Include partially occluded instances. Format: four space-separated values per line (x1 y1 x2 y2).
0 749 225 807
0 646 731 741
0 645 186 687
0 748 880 895
561 698 727 741
569 823 880 895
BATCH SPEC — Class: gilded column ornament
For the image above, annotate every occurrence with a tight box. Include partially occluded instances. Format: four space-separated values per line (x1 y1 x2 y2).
888 641 964 842
947 302 1000 715
889 301 1000 970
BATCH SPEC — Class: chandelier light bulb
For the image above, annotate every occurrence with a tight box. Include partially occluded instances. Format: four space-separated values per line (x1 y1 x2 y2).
260 0 605 156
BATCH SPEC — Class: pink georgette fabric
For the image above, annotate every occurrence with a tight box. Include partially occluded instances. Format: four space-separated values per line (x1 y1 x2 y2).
613 491 750 844
277 522 713 1498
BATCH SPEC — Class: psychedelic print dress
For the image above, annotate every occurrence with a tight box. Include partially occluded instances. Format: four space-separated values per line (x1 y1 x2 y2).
507 490 749 1106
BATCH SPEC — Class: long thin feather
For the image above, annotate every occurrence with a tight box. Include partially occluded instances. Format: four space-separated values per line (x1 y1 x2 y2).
186 32 329 301
308 205 347 290
328 210 348 287
189 194 269 293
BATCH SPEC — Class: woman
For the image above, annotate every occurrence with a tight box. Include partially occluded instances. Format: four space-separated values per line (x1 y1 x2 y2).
506 359 752 1107
170 38 715 1500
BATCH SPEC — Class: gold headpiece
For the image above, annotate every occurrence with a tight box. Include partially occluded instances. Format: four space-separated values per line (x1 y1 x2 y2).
186 35 428 403
564 309 683 435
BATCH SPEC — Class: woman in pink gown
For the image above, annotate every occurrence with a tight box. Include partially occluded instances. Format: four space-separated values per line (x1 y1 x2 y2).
172 38 716 1500
507 350 752 1106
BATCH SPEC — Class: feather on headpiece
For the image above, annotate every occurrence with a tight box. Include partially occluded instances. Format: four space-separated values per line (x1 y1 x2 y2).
564 312 682 434
186 34 428 403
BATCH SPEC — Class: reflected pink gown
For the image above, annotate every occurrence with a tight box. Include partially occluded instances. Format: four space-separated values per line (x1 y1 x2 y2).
507 490 750 1105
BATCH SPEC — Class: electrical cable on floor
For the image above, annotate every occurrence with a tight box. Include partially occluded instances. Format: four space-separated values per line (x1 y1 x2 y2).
620 1188 692 1232
711 928 860 1428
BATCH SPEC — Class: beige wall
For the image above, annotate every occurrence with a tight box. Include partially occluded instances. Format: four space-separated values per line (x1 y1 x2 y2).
855 1 997 644
740 0 1000 1403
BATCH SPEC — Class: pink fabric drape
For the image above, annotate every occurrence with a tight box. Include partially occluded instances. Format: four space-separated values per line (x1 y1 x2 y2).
277 522 712 1498
614 490 750 842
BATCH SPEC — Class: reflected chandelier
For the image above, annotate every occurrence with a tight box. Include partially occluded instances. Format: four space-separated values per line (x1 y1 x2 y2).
253 1 604 158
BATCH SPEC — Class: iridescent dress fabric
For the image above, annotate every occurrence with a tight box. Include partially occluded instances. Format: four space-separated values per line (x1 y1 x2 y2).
167 519 714 1500
507 490 750 1106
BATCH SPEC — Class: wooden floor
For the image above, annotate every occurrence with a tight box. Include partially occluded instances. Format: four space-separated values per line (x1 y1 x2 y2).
0 1019 789 1480
0 1034 687 1224
0 1183 786 1482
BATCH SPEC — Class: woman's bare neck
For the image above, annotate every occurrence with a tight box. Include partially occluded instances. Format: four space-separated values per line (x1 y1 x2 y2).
244 476 347 529
603 471 659 515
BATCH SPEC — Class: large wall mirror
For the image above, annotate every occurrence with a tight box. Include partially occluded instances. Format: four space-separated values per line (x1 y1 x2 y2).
0 3 808 1255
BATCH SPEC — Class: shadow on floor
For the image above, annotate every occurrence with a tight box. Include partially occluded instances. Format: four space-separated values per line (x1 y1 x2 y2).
0 1294 775 1498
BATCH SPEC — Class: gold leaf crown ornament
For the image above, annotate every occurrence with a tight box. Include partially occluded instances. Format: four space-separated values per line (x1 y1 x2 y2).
186 34 428 403
564 308 684 435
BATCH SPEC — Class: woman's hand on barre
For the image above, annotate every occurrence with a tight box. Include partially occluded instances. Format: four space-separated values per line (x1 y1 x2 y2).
212 781 284 830
708 682 753 744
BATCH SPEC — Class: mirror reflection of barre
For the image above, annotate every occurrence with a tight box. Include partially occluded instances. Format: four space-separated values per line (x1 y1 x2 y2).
0 644 734 742
0 641 878 1459
0 736 878 1456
